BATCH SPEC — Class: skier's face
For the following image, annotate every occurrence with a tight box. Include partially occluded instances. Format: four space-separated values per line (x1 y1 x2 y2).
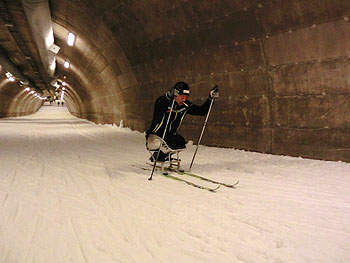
175 94 188 105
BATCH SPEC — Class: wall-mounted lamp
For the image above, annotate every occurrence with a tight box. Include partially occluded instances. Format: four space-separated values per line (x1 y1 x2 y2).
5 72 15 82
67 32 76 46
64 61 70 68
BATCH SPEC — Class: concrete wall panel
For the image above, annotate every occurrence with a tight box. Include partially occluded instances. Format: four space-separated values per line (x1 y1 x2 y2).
273 95 350 129
264 20 350 65
258 0 350 32
271 58 350 96
46 0 350 162
272 128 350 161
182 122 272 152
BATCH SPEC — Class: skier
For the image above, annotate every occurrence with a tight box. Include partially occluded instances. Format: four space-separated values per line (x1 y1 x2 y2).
145 81 219 162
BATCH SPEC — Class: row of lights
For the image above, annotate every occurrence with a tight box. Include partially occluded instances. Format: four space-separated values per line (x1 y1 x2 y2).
5 72 15 82
24 87 46 100
2 31 76 101
63 32 75 69
60 32 76 101
58 81 66 100
3 71 45 100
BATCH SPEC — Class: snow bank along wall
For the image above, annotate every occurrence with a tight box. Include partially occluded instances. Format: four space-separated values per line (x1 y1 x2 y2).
0 0 349 162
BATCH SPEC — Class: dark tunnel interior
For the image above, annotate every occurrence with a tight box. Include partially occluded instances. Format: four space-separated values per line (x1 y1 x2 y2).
0 0 349 162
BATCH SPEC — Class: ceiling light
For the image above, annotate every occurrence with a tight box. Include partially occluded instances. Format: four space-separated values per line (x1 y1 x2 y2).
62 81 66 86
5 72 15 82
64 61 70 68
67 32 76 46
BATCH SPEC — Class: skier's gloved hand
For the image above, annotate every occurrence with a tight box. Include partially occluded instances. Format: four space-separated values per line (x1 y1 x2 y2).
168 87 180 99
209 85 219 99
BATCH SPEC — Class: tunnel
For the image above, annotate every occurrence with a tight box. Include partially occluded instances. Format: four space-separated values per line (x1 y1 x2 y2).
0 0 349 162
1 1 350 262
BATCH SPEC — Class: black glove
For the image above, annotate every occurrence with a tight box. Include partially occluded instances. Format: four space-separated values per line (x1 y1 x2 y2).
168 87 180 99
209 85 219 99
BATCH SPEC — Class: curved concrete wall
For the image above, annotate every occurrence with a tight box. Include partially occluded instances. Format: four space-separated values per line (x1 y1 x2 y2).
1 0 349 162
0 72 42 118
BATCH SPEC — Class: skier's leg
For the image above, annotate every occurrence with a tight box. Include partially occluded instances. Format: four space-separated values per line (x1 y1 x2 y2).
147 135 170 162
164 134 186 150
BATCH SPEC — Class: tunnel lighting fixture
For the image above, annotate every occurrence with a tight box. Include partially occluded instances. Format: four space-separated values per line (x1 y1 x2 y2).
64 61 70 68
62 87 66 90
5 72 15 82
67 32 76 46
62 81 66 86
53 82 60 88
61 89 65 100
30 91 34 94
49 43 60 54
25 87 30 91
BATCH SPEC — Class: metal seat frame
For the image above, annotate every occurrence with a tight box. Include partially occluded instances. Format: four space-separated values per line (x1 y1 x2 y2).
147 135 185 174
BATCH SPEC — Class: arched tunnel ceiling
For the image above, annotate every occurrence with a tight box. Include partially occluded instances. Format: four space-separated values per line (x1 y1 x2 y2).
0 0 349 162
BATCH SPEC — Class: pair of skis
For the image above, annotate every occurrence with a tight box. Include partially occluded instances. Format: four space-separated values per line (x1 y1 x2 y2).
138 164 239 192
145 85 233 192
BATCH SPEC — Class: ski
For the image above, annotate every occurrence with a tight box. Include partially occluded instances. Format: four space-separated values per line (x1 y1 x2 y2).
167 167 239 188
134 165 220 192
161 173 220 192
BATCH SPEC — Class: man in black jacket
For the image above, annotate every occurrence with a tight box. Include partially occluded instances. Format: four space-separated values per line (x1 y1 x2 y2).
146 81 219 162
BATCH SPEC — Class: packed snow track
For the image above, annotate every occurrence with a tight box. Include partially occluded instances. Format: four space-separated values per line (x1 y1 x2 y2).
0 106 349 263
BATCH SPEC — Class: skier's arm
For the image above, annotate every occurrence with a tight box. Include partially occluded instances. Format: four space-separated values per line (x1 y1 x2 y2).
186 98 212 116
187 85 219 116
146 96 169 135
153 97 169 122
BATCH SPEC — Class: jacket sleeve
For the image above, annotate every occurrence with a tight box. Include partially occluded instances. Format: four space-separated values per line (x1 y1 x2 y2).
186 97 212 116
146 96 170 135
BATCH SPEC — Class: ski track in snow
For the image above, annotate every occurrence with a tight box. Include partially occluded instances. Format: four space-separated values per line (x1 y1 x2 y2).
0 106 350 263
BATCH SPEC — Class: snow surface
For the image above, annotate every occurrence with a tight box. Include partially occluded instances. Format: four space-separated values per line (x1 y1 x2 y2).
0 106 350 263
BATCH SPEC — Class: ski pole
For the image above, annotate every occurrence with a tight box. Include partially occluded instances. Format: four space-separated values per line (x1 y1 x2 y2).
148 98 176 180
189 97 215 171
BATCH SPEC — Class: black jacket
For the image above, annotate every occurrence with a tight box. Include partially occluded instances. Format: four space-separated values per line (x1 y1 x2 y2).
146 92 212 137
